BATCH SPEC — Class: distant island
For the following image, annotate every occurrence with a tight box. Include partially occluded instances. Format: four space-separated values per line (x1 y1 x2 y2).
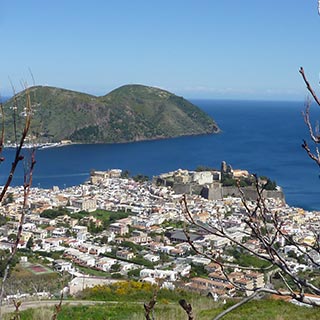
3 84 219 144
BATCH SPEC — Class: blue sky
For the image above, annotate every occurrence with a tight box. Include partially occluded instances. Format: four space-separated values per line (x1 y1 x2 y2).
0 0 319 100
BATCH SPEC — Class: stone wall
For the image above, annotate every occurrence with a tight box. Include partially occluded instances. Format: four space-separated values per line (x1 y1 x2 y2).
173 183 203 195
197 185 285 202
155 174 285 203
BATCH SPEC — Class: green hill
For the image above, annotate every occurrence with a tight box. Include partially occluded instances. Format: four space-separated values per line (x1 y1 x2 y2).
3 85 219 144
7 297 320 320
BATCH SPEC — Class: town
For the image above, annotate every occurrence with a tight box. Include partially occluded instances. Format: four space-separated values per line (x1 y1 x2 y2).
0 164 319 303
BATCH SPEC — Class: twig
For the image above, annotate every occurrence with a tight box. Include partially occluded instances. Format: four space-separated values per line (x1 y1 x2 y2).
144 284 160 320
10 299 21 320
179 299 194 320
302 140 320 166
0 86 32 202
299 67 320 166
0 86 35 319
213 288 262 320
181 174 320 320
51 292 64 320
299 67 320 106
0 102 5 159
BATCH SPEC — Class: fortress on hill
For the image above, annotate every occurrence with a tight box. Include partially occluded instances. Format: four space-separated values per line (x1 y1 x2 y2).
153 161 285 202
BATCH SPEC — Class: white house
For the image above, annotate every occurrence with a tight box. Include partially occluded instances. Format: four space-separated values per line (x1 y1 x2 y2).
140 269 178 282
95 257 117 272
143 254 160 263
53 259 74 272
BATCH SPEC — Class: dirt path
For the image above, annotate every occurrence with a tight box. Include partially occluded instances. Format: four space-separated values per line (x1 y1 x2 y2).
1 299 106 315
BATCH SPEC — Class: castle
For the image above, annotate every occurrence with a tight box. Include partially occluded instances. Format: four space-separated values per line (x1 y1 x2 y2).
153 161 285 202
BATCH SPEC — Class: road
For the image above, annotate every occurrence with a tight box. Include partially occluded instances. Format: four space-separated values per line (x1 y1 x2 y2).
1 299 106 315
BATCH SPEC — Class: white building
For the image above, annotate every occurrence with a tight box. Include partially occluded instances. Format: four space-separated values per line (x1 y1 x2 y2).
143 254 160 263
95 257 117 272
71 197 97 212
68 277 122 295
140 269 178 282
53 259 74 272
192 171 213 185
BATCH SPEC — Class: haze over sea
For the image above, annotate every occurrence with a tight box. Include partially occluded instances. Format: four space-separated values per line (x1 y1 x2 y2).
1 99 320 211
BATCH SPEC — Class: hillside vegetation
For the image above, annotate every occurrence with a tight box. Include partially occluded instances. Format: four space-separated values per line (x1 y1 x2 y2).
3 85 219 144
8 296 319 320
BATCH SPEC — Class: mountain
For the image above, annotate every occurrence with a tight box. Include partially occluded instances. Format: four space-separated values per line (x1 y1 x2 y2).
3 84 220 144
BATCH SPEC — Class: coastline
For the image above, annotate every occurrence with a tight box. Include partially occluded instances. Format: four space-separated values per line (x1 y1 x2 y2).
4 129 221 150
5 141 74 150
0 100 318 210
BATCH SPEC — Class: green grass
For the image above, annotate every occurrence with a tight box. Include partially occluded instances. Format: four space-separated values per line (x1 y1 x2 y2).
77 281 199 303
76 266 110 277
200 299 320 320
5 281 320 319
7 298 320 320
54 303 143 320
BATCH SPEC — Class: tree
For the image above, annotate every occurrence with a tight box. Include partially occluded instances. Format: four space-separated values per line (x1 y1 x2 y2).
0 251 19 278
121 169 130 179
7 234 17 243
0 216 6 227
132 174 149 182
0 84 35 317
40 207 70 219
195 165 215 172
2 193 14 205
263 178 277 191
127 268 141 278
26 236 34 250
178 6 320 318
299 67 320 167
110 262 121 273
180 174 320 319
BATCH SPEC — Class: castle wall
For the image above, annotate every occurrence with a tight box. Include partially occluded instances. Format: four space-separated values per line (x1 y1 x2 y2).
203 185 285 202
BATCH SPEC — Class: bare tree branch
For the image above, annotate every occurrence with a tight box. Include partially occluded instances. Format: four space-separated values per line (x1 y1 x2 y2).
0 85 35 319
299 67 320 166
180 170 320 319
179 299 194 320
51 292 64 320
144 282 162 320
299 67 320 106
10 299 21 320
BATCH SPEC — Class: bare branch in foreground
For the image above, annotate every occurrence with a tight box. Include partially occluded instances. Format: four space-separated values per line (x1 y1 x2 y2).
10 299 21 320
299 67 320 166
299 67 320 106
0 86 35 319
179 171 320 319
144 284 160 320
51 292 64 320
179 299 194 320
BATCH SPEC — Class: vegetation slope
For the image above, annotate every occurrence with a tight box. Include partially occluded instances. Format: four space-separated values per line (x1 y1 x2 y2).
8 295 320 320
3 85 219 144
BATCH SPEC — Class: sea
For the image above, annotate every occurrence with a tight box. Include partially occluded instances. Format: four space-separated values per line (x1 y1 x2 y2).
1 99 320 211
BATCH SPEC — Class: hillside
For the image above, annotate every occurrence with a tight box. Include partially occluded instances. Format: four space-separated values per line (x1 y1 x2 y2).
3 85 219 144
8 296 320 320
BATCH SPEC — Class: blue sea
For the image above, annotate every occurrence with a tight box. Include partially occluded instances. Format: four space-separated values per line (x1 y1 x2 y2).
1 99 320 211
